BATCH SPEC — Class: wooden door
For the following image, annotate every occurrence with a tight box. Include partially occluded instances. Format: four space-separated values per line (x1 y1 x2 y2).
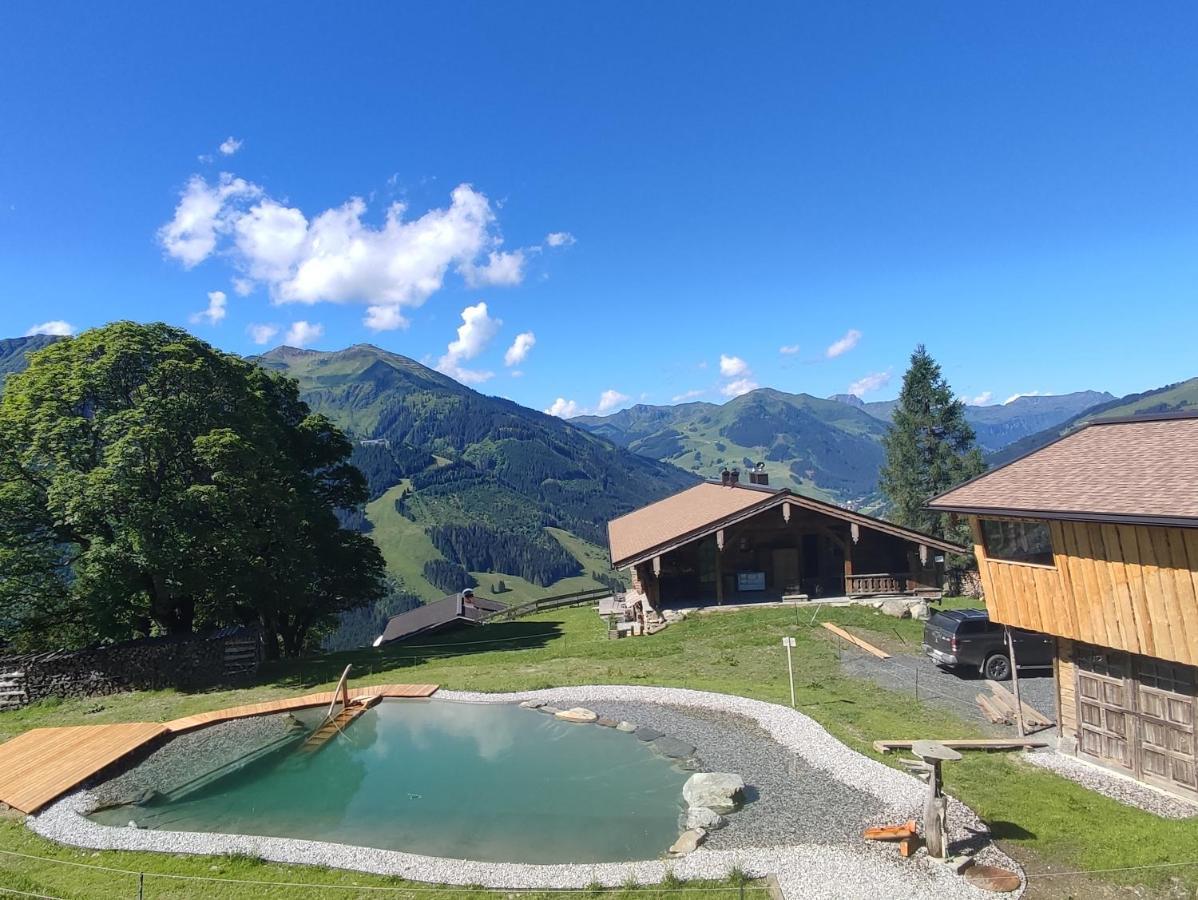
1134 658 1198 796
1075 647 1133 771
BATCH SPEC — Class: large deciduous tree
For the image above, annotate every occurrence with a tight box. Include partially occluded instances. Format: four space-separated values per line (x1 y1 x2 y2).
0 322 384 656
878 345 985 547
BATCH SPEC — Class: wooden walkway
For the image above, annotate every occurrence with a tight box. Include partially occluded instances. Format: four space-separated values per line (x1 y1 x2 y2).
0 683 438 814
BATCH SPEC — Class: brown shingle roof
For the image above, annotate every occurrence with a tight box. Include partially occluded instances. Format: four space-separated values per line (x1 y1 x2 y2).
928 415 1198 526
609 481 963 568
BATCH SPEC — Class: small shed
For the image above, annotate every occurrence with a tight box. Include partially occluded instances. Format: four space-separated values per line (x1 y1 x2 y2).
373 590 506 647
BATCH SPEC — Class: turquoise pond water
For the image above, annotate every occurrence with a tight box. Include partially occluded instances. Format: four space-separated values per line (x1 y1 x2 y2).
91 700 691 863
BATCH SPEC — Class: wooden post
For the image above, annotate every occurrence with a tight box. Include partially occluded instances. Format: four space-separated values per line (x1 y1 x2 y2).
1005 627 1026 737
911 740 961 860
715 546 724 606
1052 642 1063 740
843 535 853 596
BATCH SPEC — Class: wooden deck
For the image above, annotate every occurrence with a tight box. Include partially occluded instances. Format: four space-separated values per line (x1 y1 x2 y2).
0 683 438 814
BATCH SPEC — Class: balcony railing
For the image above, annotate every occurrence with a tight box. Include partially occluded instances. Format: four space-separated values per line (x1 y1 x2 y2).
845 572 910 596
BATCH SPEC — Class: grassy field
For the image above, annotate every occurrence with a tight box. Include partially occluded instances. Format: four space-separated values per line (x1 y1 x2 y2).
3 603 1197 898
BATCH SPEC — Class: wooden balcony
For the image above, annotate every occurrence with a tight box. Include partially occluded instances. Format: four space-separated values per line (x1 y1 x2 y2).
846 572 910 596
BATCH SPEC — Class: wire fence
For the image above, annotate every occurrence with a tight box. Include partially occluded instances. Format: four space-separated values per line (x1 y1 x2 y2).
0 849 769 900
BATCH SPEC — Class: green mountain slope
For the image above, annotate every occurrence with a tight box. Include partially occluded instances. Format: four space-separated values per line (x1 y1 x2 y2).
256 344 696 599
989 377 1198 466
0 334 60 381
574 388 889 505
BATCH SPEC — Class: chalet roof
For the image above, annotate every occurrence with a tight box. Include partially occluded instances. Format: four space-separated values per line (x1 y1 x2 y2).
608 481 963 569
928 413 1198 527
376 593 505 646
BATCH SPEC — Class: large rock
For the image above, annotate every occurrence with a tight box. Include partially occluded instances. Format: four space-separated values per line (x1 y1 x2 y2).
615 721 637 733
555 707 599 723
668 828 706 856
880 598 912 619
683 773 745 811
519 699 545 709
685 806 726 831
910 601 931 621
651 736 696 759
634 726 664 742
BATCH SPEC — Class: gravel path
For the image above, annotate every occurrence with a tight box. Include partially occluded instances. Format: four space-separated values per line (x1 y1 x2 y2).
1023 749 1198 819
30 685 1024 900
837 642 1057 733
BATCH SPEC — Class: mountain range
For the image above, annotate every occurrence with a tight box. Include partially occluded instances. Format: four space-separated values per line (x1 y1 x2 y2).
3 332 1195 611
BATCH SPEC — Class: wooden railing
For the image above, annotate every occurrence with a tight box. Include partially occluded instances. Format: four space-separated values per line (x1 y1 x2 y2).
480 588 614 623
845 573 910 596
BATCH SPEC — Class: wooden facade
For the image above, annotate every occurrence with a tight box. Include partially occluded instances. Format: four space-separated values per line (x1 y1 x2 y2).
970 516 1198 667
968 513 1198 798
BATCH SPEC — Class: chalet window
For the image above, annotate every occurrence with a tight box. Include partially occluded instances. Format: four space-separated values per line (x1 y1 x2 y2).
980 519 1054 566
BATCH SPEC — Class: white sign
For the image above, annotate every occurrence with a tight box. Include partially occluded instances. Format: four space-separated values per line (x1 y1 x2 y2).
781 636 796 647
781 636 796 707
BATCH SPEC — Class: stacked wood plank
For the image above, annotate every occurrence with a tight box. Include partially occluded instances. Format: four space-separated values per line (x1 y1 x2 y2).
821 622 891 659
975 680 1052 728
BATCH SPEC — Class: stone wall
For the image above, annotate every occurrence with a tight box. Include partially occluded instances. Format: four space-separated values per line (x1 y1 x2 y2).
0 628 261 707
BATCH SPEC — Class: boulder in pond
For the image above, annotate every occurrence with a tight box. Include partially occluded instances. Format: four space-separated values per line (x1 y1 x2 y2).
651 736 696 759
685 806 726 831
634 725 664 742
519 699 545 709
683 772 745 811
668 828 706 856
615 721 637 733
555 707 599 723
595 717 619 727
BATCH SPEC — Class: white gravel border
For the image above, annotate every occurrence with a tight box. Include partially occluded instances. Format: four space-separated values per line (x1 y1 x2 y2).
28 686 1023 899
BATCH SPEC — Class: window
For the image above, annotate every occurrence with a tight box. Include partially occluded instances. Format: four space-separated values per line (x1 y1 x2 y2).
980 519 1054 566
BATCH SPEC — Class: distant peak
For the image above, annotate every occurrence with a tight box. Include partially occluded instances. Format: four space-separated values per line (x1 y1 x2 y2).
828 393 865 408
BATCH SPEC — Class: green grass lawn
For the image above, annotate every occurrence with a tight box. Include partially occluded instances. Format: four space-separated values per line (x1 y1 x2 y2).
3 603 1196 898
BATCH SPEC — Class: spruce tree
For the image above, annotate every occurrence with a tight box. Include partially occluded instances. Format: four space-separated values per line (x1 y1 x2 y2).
878 345 985 546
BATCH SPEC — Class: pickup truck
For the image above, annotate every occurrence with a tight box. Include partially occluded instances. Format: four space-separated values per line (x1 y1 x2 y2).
922 608 1053 680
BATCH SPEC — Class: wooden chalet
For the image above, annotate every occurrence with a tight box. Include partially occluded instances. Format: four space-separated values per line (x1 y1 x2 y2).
929 412 1198 799
608 469 962 612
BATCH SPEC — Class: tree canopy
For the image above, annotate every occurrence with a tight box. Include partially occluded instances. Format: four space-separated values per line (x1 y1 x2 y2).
0 322 384 657
878 344 986 548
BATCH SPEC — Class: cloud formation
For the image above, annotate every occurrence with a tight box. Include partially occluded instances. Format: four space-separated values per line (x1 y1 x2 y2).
543 387 631 418
190 290 227 326
721 378 759 398
219 137 243 156
717 354 758 396
779 344 800 355
1004 390 1044 404
25 320 74 336
966 391 994 406
436 302 501 384
504 331 536 367
826 329 862 358
284 320 323 347
160 177 532 331
848 370 892 396
544 397 581 418
597 389 630 414
671 388 707 402
545 231 576 247
719 354 749 377
247 323 279 345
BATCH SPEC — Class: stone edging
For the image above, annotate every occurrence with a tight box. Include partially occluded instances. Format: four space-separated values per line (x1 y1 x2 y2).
28 685 1023 899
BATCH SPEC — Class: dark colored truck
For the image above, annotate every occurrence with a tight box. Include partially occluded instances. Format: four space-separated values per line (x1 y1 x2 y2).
921 608 1053 680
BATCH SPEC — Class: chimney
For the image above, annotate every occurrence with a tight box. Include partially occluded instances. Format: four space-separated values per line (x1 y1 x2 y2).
749 470 769 486
729 468 740 486
720 468 731 486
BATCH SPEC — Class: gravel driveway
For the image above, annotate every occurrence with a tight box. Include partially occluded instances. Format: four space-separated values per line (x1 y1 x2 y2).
835 637 1058 737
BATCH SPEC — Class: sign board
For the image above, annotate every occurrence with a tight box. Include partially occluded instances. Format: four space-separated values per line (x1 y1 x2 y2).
737 571 766 592
781 636 796 647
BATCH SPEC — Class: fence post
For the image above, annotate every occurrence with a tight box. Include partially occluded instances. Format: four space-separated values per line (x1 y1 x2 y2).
739 882 745 900
914 666 919 703
137 871 144 900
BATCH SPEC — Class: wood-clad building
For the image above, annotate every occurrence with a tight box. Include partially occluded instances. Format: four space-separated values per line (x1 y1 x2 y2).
929 413 1198 799
609 470 962 612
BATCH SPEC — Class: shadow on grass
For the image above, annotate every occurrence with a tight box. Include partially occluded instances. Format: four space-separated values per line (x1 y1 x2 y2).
190 620 569 694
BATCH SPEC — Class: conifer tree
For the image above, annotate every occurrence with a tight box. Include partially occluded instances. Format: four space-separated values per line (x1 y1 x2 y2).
879 345 985 546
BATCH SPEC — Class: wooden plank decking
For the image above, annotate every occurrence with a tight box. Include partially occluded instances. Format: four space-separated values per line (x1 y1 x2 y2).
0 683 438 814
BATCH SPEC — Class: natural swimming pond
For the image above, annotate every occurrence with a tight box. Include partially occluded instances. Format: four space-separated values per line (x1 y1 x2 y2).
90 700 691 863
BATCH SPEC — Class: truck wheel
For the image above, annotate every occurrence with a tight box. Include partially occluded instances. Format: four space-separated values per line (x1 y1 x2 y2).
983 653 1011 681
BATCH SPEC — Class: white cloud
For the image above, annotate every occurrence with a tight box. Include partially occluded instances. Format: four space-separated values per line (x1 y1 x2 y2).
158 173 260 269
719 354 750 377
672 388 707 402
1004 390 1045 404
779 344 800 355
966 391 994 406
25 320 74 336
597 389 630 414
826 329 862 358
721 377 759 398
219 136 243 156
190 290 227 326
160 178 531 324
435 302 501 384
504 331 536 366
544 397 581 418
232 277 255 296
509 369 524 378
545 231 576 247
848 370 892 396
284 320 323 348
247 323 280 345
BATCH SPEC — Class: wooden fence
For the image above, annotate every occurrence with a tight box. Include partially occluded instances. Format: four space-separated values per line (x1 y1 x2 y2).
481 588 613 623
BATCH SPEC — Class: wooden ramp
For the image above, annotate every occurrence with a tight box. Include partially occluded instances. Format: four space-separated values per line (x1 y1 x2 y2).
0 683 438 813
298 695 381 755
0 723 169 814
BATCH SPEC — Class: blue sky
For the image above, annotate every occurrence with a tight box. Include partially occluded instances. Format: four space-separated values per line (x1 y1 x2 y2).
2 3 1197 417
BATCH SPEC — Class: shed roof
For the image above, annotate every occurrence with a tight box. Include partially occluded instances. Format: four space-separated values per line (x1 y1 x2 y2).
608 481 963 569
928 413 1198 527
376 593 505 646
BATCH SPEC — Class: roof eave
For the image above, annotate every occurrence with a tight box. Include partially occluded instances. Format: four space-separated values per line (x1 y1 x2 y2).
927 503 1198 530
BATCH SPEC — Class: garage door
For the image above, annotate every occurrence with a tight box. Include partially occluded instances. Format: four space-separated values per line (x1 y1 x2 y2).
1075 645 1198 798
